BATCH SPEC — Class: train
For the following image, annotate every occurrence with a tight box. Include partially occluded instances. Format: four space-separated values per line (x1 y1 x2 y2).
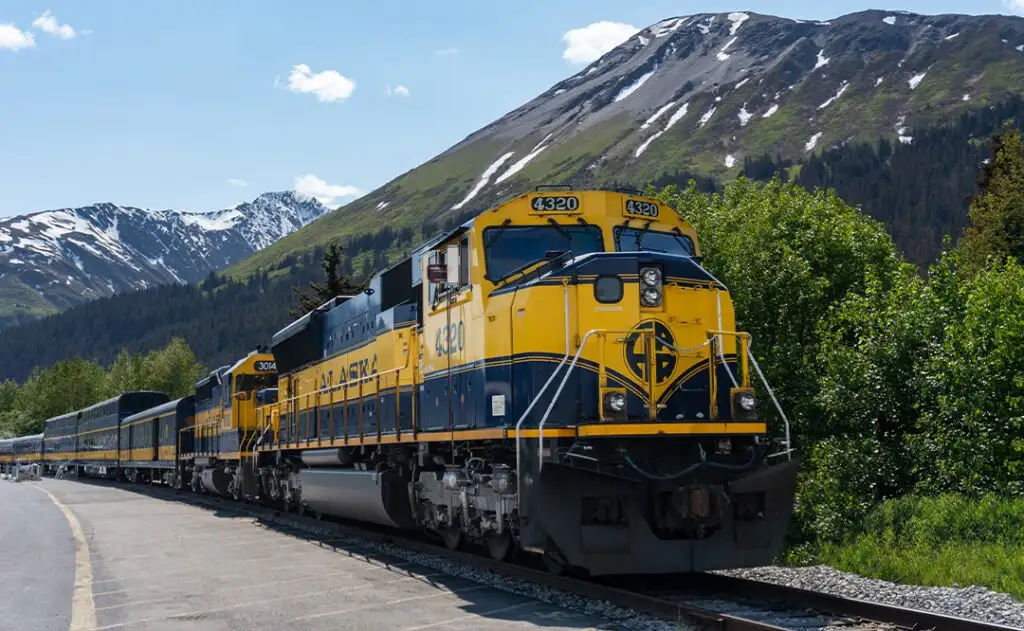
0 187 798 576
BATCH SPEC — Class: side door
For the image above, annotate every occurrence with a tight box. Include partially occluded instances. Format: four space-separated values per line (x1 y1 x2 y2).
421 237 474 431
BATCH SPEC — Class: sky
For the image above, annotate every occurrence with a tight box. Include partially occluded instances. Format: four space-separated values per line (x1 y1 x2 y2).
1 0 1022 218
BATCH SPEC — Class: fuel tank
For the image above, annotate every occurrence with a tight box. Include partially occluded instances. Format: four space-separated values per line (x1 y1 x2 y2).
200 467 232 497
298 468 415 529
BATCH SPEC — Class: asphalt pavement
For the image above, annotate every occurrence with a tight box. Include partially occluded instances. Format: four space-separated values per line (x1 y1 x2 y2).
0 478 75 631
2 478 624 631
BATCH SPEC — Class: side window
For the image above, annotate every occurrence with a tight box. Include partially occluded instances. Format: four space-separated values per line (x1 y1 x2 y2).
458 237 470 288
428 249 446 304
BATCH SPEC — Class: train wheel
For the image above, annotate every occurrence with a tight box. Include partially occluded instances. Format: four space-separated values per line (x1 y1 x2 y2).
485 531 514 562
439 526 463 551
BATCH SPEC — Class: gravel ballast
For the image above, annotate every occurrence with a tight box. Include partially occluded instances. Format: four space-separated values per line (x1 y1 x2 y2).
716 565 1024 629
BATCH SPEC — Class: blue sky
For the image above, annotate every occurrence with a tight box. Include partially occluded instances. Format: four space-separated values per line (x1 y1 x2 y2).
1 0 1021 217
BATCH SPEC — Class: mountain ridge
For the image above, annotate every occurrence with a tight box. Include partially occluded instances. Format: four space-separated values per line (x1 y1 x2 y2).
226 8 1024 279
0 191 329 328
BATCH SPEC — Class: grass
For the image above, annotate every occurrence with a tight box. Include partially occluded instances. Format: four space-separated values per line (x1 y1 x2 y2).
808 494 1024 600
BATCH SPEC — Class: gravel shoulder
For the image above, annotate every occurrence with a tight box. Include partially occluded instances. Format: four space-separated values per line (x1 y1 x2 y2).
716 565 1024 629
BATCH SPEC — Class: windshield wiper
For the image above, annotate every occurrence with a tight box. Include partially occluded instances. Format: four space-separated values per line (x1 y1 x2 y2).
484 218 513 251
493 250 573 289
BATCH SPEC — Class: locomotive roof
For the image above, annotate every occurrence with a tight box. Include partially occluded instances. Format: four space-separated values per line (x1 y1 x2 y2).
80 391 166 415
122 395 194 424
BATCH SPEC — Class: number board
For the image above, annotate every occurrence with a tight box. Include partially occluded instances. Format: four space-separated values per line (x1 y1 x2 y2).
254 360 277 372
624 199 660 219
530 195 580 212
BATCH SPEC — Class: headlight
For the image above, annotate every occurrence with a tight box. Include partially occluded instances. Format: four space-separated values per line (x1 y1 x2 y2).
641 287 661 306
606 392 626 413
738 392 756 411
640 267 662 286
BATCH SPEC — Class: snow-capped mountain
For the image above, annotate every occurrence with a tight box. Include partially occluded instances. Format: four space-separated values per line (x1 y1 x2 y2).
0 191 329 328
234 9 1024 279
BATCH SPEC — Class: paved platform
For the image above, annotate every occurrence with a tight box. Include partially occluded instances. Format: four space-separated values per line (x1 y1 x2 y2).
2 479 628 631
0 479 75 631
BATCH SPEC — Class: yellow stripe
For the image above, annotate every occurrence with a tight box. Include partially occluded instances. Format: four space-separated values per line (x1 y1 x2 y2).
261 427 579 452
75 450 119 461
576 422 766 437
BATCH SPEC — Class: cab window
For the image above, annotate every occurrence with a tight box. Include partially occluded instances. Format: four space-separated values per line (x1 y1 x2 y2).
483 225 603 282
614 227 694 256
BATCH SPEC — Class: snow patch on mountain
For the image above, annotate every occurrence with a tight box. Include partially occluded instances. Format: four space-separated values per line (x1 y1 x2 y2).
452 152 515 210
737 104 753 126
727 12 750 35
636 102 689 157
815 49 830 70
819 81 850 109
642 101 677 129
615 66 658 102
806 132 823 151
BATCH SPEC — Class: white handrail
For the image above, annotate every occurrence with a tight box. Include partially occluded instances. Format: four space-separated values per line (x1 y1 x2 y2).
515 281 570 502
536 327 614 471
746 341 793 460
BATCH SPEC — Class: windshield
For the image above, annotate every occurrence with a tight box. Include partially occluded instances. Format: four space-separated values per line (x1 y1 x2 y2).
483 225 603 281
236 373 278 393
615 227 695 256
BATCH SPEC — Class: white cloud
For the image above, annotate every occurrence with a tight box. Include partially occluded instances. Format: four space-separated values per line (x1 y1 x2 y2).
227 178 248 187
385 84 410 98
562 21 638 64
1006 0 1024 14
286 64 355 103
32 10 76 39
0 24 35 51
294 174 362 206
434 47 459 56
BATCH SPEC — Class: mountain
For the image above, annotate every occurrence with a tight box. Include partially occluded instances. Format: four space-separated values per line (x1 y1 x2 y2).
227 9 1024 279
0 191 329 329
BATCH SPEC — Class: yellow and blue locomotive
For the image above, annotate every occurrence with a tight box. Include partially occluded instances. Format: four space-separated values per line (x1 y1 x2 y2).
252 187 798 575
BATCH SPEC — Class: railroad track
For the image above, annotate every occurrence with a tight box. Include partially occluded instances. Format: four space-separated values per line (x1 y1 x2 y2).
50 476 1023 631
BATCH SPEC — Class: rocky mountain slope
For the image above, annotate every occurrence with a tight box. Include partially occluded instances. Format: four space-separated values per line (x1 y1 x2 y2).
228 8 1024 279
0 192 328 328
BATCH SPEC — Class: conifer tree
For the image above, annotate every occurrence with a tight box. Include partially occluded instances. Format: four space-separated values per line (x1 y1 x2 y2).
958 127 1024 275
290 243 364 317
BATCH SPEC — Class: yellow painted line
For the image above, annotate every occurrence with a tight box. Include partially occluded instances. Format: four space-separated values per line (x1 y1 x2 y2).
576 422 766 436
32 483 97 631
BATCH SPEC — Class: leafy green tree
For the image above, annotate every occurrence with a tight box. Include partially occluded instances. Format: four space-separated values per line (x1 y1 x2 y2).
655 177 905 441
958 127 1024 276
145 337 205 398
105 348 152 395
290 242 364 317
916 257 1024 496
17 358 107 430
802 267 938 538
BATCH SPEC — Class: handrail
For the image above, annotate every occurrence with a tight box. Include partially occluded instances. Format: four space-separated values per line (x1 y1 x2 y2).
253 333 416 446
746 340 793 460
515 280 570 508
536 327 657 471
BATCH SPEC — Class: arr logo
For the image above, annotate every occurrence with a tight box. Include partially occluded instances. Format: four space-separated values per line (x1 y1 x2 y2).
623 320 676 385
